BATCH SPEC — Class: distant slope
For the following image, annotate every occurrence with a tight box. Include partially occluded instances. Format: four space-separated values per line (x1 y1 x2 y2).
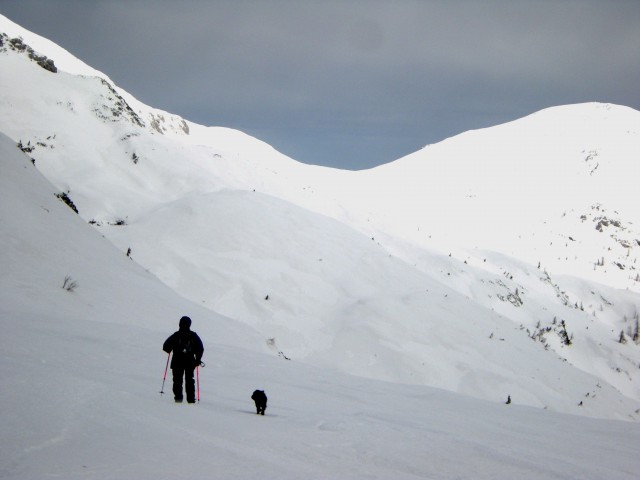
0 131 261 347
334 102 640 290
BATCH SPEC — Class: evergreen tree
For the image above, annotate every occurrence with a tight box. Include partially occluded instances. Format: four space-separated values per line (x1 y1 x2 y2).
618 330 627 344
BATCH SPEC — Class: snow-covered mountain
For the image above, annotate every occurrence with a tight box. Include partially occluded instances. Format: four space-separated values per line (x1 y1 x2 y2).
1 10 639 431
2 12 640 479
3 130 639 479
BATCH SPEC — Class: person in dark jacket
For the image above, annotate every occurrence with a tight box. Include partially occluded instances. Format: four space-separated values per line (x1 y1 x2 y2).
162 316 204 403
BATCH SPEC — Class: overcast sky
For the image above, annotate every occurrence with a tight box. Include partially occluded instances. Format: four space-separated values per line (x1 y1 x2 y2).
2 1 639 169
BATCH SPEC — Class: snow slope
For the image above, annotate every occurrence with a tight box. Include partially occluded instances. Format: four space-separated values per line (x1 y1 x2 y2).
352 102 640 286
1 131 639 479
1 11 640 426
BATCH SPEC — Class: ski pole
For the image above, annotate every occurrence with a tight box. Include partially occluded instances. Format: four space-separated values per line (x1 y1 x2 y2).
160 352 170 395
196 365 200 403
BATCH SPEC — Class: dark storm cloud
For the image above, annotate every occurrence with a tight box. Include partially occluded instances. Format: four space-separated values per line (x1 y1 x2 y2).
1 0 639 169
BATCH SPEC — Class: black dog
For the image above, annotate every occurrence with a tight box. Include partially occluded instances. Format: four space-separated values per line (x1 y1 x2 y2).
251 390 267 415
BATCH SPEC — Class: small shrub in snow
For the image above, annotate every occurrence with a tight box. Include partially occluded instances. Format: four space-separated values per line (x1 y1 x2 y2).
55 192 79 214
558 320 573 346
17 140 34 153
62 276 78 292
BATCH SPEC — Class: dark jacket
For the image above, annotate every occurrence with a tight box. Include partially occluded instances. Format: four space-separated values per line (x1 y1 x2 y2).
163 327 204 369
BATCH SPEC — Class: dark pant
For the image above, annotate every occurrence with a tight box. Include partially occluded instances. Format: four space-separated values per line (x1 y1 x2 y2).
172 366 195 402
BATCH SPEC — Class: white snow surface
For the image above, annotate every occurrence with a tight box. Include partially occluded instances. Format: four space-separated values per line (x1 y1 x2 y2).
1 130 639 479
1 13 640 478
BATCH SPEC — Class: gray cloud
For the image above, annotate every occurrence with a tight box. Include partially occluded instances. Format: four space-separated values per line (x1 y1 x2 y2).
1 0 639 169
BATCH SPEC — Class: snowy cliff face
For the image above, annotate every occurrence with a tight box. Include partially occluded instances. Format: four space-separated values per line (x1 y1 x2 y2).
1 13 639 421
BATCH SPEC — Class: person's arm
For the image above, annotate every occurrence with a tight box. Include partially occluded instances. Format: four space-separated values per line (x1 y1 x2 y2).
162 333 175 354
194 333 204 364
